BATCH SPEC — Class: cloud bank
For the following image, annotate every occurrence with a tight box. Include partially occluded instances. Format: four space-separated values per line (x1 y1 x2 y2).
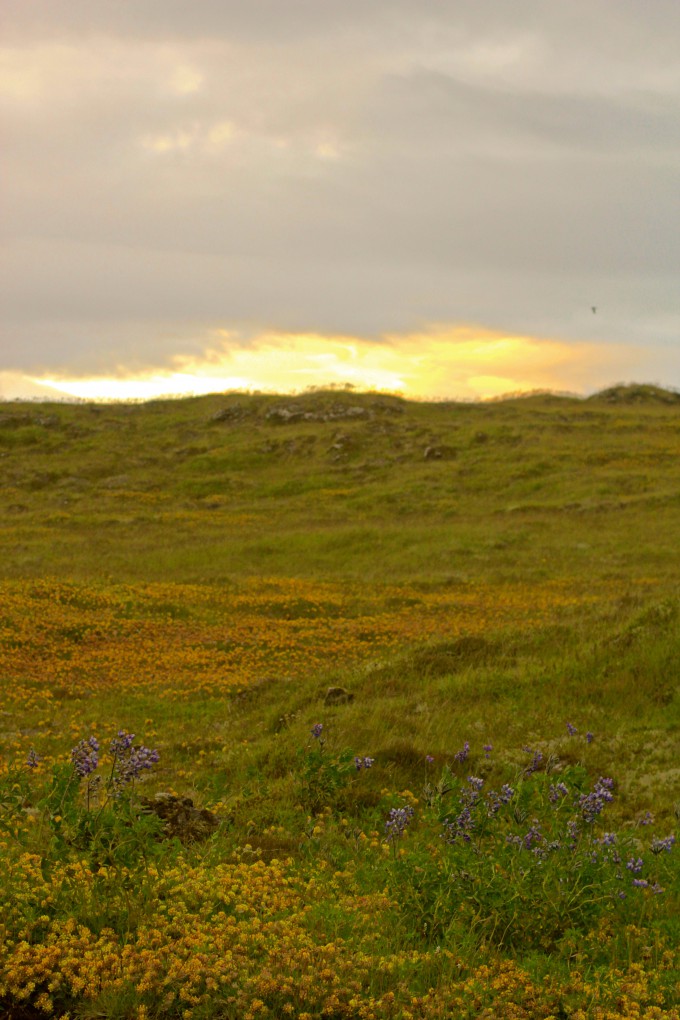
1 1 678 391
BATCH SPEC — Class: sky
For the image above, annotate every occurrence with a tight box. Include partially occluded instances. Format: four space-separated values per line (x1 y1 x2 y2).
1 0 679 402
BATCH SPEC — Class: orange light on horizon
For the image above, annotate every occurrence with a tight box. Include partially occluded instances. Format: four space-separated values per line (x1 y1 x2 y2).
27 326 644 403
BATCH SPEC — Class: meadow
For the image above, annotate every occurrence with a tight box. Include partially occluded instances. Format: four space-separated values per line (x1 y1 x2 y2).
0 384 678 1019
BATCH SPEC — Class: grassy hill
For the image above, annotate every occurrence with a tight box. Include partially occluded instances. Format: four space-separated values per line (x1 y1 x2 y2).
2 385 680 585
0 387 679 1019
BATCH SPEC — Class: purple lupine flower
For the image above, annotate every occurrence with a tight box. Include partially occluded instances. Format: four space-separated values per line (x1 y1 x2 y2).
566 818 580 847
639 810 654 826
354 756 375 771
109 731 159 791
566 722 578 736
483 744 493 759
549 781 569 803
425 754 435 764
71 736 100 777
598 832 617 846
385 804 414 841
650 834 676 854
459 780 482 810
523 746 544 774
486 791 502 816
632 878 649 889
487 783 514 815
579 777 614 823
311 723 324 740
586 732 594 744
652 883 664 895
626 857 644 874
453 741 470 764
523 823 543 850
110 730 135 756
443 805 474 844
26 749 41 769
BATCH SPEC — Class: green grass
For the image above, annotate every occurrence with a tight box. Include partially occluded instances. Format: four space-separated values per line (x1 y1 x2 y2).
2 385 680 585
0 386 679 1018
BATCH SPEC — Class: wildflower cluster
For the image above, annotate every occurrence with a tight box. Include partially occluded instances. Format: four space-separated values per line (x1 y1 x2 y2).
579 776 614 822
19 728 162 869
522 745 544 774
70 736 99 777
385 803 414 842
1 849 675 1020
453 741 470 764
1 576 608 716
391 747 679 950
1 717 678 1019
651 834 676 854
298 724 373 811
109 730 160 793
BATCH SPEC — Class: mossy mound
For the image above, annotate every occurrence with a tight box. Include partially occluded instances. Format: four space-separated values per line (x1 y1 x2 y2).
589 383 680 405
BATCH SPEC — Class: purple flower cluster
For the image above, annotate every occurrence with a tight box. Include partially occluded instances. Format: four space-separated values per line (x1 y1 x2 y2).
566 818 580 848
443 805 474 844
110 730 135 756
311 723 324 740
578 776 614 823
483 744 493 759
522 747 544 775
26 749 41 770
385 804 414 841
500 783 514 803
549 782 569 803
566 722 578 736
453 741 470 764
443 777 487 843
523 822 543 850
487 784 514 816
71 736 100 777
650 834 675 855
626 857 644 874
109 730 159 790
354 756 375 771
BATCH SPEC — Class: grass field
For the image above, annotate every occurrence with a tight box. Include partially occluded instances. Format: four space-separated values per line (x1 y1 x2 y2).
0 385 678 1018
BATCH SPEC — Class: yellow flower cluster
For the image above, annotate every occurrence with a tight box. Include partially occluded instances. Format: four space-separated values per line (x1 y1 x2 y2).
0 575 628 719
0 851 677 1019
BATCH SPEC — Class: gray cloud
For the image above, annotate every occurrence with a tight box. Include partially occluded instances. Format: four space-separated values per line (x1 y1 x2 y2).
1 1 679 382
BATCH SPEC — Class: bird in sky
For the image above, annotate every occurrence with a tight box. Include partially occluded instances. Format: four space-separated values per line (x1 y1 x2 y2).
591 306 597 314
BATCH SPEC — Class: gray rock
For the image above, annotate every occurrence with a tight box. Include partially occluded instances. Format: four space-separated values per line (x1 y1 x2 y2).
424 445 457 461
140 793 219 842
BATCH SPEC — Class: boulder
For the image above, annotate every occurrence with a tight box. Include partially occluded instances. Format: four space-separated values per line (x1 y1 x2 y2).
140 792 219 842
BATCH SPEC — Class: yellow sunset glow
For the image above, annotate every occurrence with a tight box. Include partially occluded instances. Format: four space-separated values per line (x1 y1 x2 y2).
30 327 640 403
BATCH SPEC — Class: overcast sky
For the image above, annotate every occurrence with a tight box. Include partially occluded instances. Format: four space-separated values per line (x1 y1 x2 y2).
1 1 679 399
